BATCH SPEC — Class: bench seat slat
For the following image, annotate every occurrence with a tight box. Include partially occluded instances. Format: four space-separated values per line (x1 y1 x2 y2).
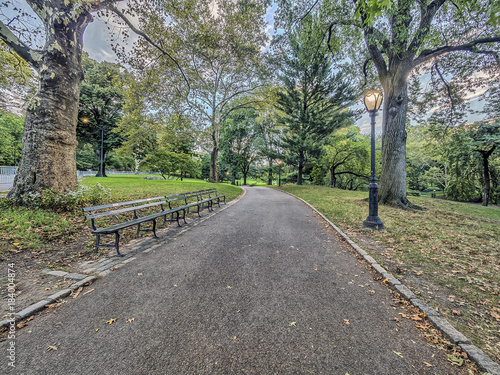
93 207 185 234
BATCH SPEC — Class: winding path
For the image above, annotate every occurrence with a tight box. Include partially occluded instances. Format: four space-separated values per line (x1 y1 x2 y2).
2 187 467 374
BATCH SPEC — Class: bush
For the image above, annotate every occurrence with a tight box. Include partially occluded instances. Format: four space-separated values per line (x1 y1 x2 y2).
20 183 111 212
143 175 163 180
407 190 421 196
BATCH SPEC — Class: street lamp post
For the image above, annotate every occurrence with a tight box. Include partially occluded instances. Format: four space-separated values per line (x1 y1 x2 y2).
362 89 384 231
82 118 104 177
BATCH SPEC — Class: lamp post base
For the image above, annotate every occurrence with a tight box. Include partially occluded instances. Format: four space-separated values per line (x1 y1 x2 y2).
363 216 384 231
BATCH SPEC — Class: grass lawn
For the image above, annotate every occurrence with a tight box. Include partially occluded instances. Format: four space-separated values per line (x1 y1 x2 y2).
0 176 242 257
277 184 500 363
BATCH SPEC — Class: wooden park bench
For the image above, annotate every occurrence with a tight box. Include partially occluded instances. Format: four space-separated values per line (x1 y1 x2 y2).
83 189 225 257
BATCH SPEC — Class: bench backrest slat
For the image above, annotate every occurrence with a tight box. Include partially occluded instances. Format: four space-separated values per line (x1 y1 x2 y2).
85 200 168 220
83 196 166 212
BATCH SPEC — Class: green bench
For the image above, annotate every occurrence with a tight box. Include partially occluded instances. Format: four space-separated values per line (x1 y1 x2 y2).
83 189 225 256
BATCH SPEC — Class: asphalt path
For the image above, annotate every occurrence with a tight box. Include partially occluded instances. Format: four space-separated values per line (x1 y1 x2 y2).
2 187 466 374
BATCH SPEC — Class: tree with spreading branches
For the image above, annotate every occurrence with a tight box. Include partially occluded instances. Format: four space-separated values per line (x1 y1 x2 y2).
276 0 500 208
0 1 183 201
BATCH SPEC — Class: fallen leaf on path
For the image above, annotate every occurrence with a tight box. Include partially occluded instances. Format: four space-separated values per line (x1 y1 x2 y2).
393 351 404 358
127 318 135 323
46 344 58 351
72 287 83 299
423 362 432 367
106 318 117 324
82 288 95 296
289 322 296 327
226 286 232 289
447 354 465 366
344 319 350 325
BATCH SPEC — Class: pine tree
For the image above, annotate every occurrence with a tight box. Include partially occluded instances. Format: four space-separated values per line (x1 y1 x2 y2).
275 17 355 185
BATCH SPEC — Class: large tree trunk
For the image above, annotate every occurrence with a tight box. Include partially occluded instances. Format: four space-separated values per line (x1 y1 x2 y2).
7 6 92 201
209 146 218 183
267 158 273 185
378 73 412 208
297 151 304 185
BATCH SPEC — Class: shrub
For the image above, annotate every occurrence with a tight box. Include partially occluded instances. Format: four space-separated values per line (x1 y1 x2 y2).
143 175 163 180
407 190 421 196
20 183 111 212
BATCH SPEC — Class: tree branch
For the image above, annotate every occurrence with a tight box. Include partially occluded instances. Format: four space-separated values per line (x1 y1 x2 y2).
414 36 500 67
407 0 446 58
107 4 190 96
0 19 43 69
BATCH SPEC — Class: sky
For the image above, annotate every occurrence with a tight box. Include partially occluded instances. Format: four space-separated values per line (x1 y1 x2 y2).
3 1 490 133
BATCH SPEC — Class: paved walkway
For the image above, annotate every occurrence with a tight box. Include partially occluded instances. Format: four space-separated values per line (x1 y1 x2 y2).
0 183 12 192
2 187 467 374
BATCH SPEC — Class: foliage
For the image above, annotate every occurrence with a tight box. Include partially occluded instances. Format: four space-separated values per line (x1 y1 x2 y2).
10 183 111 212
122 0 271 182
115 74 160 174
77 53 126 176
0 41 35 111
410 120 500 205
274 15 355 185
145 148 200 180
322 126 371 189
0 110 24 165
220 107 260 185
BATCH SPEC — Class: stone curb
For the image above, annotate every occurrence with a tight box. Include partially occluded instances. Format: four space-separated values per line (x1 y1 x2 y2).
0 276 97 328
0 189 246 331
278 188 500 375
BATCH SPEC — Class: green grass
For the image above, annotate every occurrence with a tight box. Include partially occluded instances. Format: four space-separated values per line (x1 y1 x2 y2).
277 184 500 361
0 176 242 257
80 175 242 202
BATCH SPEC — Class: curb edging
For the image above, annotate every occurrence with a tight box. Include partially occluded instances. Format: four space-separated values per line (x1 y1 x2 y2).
279 189 499 375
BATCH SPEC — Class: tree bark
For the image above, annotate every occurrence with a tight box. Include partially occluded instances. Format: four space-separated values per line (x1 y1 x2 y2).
209 146 219 183
330 166 336 188
297 151 304 185
378 72 412 208
267 158 273 185
133 153 140 174
6 5 92 201
480 147 494 207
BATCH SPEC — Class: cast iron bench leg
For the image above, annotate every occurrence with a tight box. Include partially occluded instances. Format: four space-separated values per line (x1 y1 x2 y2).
115 232 123 257
152 219 159 238
94 233 101 254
